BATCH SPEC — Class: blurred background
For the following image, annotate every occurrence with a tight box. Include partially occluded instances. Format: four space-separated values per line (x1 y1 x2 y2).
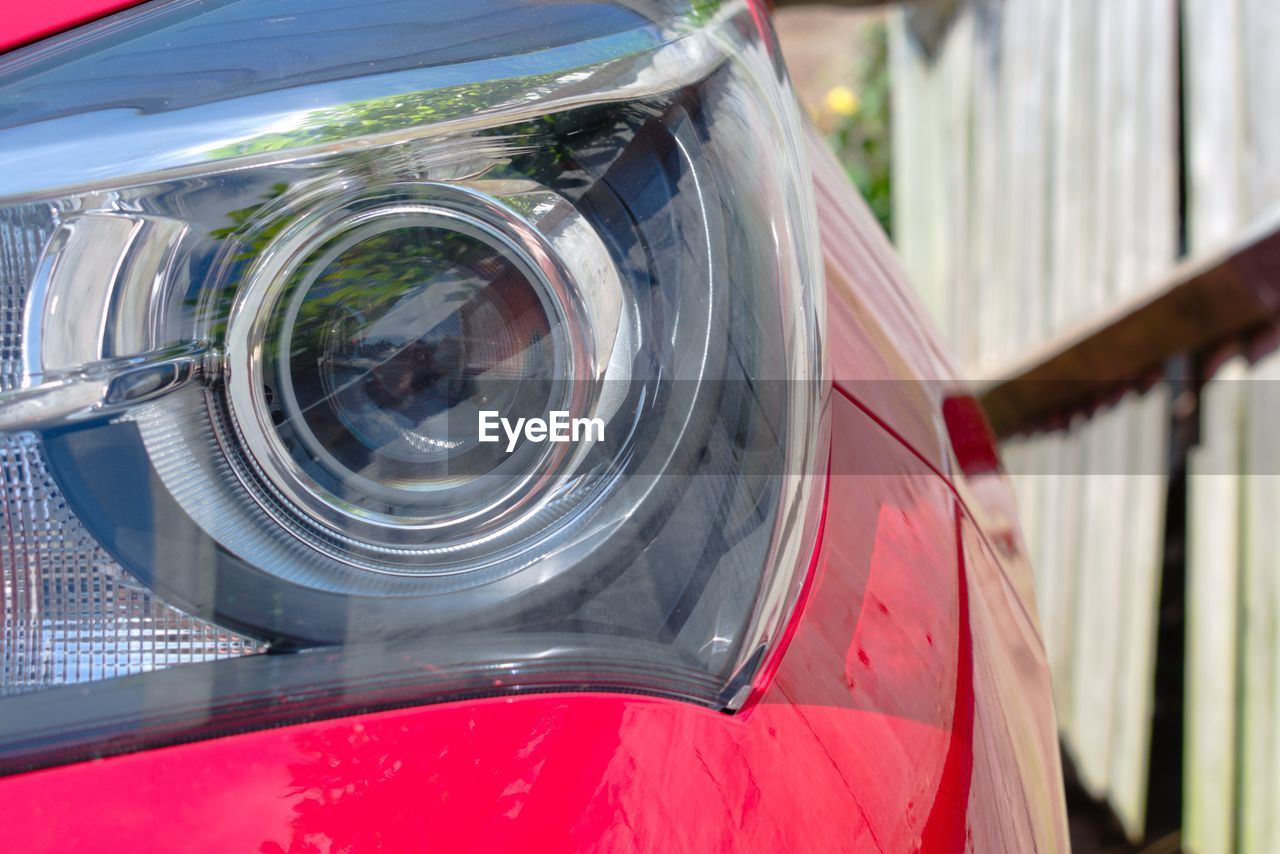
775 1 1280 852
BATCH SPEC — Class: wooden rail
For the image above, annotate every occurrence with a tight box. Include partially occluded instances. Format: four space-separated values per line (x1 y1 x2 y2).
978 210 1280 438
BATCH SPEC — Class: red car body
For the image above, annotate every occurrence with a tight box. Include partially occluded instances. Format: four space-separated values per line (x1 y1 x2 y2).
0 4 1068 851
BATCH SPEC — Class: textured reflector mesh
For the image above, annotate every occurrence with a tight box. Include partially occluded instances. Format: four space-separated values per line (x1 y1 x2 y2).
0 209 263 695
0 208 46 392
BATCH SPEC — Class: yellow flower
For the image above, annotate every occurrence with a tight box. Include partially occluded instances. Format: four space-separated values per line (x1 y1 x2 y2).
823 85 860 118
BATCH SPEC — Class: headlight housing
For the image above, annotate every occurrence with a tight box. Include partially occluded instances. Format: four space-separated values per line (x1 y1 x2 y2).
0 0 826 770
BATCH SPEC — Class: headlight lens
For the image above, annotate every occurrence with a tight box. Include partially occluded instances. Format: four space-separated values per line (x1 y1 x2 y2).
0 0 826 769
226 186 586 541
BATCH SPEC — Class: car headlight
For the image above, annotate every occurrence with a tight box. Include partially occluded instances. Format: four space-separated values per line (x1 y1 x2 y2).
0 0 826 769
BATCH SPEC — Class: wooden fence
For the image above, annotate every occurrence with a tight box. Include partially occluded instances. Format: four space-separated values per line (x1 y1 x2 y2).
891 0 1280 849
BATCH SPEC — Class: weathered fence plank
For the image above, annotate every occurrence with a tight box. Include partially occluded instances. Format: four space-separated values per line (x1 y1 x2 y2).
1185 358 1246 854
1108 389 1168 834
1242 0 1280 226
1183 0 1246 254
1241 351 1280 854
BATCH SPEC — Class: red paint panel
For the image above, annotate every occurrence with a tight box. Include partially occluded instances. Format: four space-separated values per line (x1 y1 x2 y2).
1 0 146 54
810 126 962 480
942 395 1002 477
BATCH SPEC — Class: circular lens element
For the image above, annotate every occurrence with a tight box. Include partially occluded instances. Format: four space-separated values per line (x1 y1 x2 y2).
271 217 558 511
226 193 584 548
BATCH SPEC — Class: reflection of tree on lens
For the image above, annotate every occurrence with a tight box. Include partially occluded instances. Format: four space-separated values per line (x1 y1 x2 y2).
264 217 563 507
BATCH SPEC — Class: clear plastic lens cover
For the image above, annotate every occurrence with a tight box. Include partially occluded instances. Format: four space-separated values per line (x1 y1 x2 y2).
0 0 825 764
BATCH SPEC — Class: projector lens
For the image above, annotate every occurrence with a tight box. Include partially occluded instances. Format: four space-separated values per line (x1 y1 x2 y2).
273 215 557 505
230 200 576 541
